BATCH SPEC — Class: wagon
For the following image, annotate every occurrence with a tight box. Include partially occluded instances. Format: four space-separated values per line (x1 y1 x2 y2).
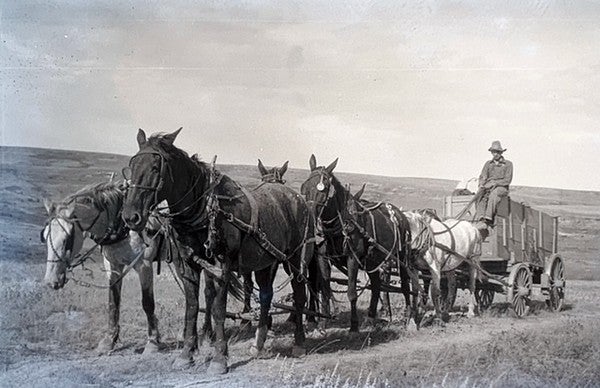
441 194 566 317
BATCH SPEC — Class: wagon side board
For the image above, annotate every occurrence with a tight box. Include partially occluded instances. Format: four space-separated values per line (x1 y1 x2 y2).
443 194 559 268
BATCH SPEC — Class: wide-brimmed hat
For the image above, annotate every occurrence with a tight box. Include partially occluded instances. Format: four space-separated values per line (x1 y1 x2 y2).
488 140 506 153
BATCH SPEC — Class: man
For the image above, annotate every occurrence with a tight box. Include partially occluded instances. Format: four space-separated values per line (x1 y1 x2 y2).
475 140 513 230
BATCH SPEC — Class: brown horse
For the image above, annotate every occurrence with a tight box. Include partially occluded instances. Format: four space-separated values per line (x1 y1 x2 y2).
255 159 330 330
122 128 315 374
300 155 414 332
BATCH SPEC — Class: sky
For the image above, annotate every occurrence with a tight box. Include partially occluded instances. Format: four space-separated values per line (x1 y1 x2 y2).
1 1 600 191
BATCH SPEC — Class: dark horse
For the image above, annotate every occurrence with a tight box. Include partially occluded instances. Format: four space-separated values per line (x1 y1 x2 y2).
300 155 415 332
256 159 330 330
122 129 315 374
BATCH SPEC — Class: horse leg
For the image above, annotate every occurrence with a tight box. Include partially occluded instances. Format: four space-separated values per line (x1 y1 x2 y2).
467 262 479 318
379 271 391 320
422 272 431 306
207 259 230 375
367 271 381 322
429 264 446 322
399 265 412 325
306 257 319 329
347 257 360 332
96 258 123 354
240 272 253 332
410 269 422 328
201 270 215 346
136 260 160 354
445 270 457 314
172 260 200 369
317 251 332 331
292 262 308 356
249 268 273 358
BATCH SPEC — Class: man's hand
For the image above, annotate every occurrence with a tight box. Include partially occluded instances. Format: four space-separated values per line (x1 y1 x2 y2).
482 181 495 189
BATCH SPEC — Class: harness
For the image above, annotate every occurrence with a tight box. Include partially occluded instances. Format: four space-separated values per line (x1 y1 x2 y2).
306 167 412 275
42 201 127 269
260 171 286 184
129 151 315 269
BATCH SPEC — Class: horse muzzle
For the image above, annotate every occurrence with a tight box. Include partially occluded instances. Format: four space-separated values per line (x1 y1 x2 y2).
123 210 147 232
44 272 66 290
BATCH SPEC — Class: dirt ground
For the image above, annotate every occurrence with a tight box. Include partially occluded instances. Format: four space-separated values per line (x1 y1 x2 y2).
1 146 599 387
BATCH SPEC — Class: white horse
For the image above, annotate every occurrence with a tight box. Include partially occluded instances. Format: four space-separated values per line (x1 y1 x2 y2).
404 210 483 321
42 181 168 354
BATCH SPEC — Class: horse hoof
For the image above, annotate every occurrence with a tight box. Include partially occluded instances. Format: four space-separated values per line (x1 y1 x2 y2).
291 346 306 358
143 340 160 355
207 360 228 375
305 321 318 332
249 345 260 358
96 337 115 355
433 317 446 327
307 328 327 339
406 319 418 332
173 356 193 370
441 312 451 323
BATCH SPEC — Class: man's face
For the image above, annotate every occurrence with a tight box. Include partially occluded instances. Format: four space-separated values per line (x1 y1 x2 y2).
491 150 503 161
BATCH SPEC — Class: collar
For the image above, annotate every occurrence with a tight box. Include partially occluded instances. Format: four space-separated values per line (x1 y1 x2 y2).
490 156 506 165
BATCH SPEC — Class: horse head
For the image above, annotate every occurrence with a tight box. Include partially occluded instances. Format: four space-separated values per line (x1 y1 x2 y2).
41 199 86 289
300 154 339 219
122 127 188 231
257 159 288 184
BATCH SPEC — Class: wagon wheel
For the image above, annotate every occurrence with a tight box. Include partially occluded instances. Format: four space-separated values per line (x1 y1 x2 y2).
476 289 495 310
507 264 531 318
546 255 565 312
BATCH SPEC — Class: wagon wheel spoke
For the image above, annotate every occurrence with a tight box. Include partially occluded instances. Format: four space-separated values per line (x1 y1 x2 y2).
509 266 530 318
547 257 565 312
476 289 495 310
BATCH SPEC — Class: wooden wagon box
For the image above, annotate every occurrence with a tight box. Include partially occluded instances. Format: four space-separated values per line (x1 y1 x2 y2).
442 195 559 268
440 194 565 315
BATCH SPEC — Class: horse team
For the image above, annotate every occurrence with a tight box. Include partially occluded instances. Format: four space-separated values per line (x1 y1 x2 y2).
42 128 483 374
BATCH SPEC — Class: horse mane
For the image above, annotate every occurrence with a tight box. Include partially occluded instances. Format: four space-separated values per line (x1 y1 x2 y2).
147 133 209 169
327 171 347 198
64 181 123 212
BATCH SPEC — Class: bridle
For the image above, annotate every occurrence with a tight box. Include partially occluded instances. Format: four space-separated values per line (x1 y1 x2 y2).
41 204 104 267
124 148 217 226
303 167 339 226
260 170 286 184
123 151 171 210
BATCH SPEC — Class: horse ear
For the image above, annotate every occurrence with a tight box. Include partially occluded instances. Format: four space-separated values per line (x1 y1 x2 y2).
279 161 289 177
325 158 338 174
43 198 55 215
137 128 147 148
163 127 182 146
257 159 268 176
309 154 317 171
354 183 366 200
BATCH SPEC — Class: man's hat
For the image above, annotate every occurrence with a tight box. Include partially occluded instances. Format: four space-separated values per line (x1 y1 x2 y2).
488 140 506 153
